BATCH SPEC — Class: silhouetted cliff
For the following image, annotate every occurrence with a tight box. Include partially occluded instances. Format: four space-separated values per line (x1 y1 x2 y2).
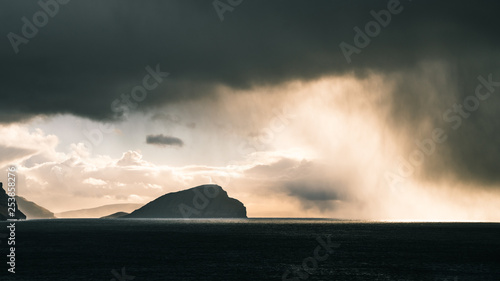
0 182 26 220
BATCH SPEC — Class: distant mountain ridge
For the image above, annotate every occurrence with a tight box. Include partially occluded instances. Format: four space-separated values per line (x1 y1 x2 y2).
15 196 55 219
56 203 143 218
101 211 129 219
125 184 247 218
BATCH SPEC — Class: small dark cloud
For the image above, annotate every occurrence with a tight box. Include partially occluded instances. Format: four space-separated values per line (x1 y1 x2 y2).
244 157 347 212
146 134 184 147
284 180 344 212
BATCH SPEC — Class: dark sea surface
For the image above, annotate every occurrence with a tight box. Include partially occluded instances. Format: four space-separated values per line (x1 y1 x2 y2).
0 219 499 281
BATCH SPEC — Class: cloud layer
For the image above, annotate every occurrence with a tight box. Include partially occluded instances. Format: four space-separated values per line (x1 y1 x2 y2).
1 0 499 121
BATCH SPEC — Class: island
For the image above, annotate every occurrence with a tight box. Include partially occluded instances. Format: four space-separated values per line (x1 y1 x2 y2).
123 184 247 218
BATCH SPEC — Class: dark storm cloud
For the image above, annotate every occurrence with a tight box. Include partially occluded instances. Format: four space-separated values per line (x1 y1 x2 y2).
146 134 184 147
1 0 497 122
1 0 500 185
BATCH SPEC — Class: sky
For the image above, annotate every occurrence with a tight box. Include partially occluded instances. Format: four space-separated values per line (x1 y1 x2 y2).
1 0 500 220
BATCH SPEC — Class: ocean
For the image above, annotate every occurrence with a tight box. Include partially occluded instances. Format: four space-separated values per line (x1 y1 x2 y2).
0 219 498 280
